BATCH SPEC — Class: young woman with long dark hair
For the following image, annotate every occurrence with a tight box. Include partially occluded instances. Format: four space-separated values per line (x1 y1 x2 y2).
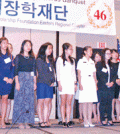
36 42 55 128
92 52 101 123
5 43 15 125
77 46 98 127
0 37 14 128
96 48 118 126
111 49 120 122
12 40 36 129
56 43 77 127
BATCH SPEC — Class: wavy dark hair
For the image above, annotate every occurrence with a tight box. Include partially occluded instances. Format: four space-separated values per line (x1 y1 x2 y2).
92 51 101 61
19 40 34 57
37 42 54 63
0 37 10 56
111 49 118 54
82 46 92 58
101 48 111 68
111 49 119 61
61 43 74 66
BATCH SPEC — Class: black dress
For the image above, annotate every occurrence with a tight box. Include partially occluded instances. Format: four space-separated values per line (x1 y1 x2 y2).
112 62 119 99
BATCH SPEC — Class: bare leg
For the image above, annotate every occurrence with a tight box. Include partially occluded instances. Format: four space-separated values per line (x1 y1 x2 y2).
44 98 51 125
1 95 8 128
79 103 83 119
115 99 120 121
66 94 73 123
88 103 93 124
83 103 88 125
48 99 52 125
37 99 45 127
97 103 100 122
60 94 67 123
5 99 11 123
92 103 97 122
112 99 116 121
79 103 83 123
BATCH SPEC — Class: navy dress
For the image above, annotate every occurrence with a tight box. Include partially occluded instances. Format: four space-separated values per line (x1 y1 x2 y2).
0 53 14 95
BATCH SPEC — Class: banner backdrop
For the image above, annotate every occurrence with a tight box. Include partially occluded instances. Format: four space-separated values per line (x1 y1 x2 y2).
0 0 116 35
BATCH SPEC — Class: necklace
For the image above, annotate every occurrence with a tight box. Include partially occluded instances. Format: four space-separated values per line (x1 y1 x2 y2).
24 56 29 59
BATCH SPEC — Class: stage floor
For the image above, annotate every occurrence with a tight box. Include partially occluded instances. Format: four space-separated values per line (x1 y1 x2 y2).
1 119 120 134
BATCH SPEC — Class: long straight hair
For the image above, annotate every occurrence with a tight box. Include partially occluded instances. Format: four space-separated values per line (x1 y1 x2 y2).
37 42 54 64
0 37 10 56
19 40 34 57
101 48 111 67
61 43 74 66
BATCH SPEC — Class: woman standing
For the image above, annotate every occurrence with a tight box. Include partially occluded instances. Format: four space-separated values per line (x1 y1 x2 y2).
56 43 77 127
77 46 98 127
0 37 14 128
111 49 120 122
36 42 55 128
92 52 101 123
96 48 117 126
12 40 36 129
5 43 15 125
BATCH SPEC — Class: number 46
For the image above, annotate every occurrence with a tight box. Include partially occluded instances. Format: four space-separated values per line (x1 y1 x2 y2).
94 10 107 20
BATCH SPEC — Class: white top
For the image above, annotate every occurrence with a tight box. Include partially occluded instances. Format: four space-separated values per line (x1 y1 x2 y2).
56 57 76 95
77 56 96 77
106 64 110 83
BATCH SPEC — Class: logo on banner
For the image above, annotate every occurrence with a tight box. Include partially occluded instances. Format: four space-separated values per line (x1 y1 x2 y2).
87 2 113 29
97 42 106 49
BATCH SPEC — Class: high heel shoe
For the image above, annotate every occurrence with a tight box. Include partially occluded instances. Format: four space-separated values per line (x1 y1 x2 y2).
84 122 89 128
66 122 73 128
101 121 107 126
62 122 66 127
107 121 114 126
88 122 95 127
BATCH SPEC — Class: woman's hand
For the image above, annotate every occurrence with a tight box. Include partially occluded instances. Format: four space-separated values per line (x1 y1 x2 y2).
75 85 77 92
16 82 20 91
58 82 62 92
79 84 83 91
7 78 13 84
34 83 37 91
50 83 54 87
96 84 98 91
3 77 8 82
116 79 120 86
106 82 114 88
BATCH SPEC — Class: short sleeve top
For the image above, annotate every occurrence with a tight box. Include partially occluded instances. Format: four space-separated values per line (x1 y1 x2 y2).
14 54 36 76
77 56 96 77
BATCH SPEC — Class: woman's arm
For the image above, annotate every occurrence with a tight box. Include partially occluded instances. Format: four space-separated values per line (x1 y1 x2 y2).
93 71 98 90
56 57 62 91
14 55 20 91
15 75 20 91
77 70 83 91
